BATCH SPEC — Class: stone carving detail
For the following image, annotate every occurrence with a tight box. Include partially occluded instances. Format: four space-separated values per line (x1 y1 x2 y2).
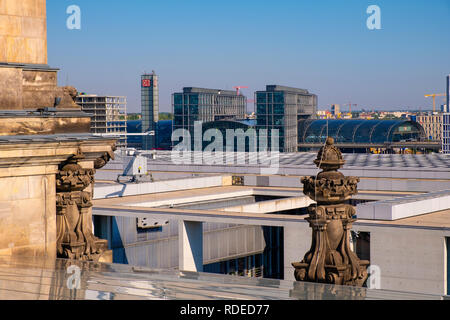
56 151 107 261
94 144 117 170
292 137 369 286
57 86 80 108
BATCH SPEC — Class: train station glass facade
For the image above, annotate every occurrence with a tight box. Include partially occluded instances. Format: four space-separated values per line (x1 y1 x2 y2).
298 119 425 144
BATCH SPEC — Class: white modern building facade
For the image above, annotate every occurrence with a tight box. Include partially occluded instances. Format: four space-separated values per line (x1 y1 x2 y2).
443 113 450 154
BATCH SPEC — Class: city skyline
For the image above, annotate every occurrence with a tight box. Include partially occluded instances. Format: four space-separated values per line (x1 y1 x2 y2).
47 0 450 113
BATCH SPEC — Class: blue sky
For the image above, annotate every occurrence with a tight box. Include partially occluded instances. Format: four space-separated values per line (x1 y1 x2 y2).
47 0 450 113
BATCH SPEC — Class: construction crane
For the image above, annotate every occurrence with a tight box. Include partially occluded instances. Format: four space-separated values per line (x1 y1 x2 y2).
424 93 446 113
346 102 357 114
233 86 248 96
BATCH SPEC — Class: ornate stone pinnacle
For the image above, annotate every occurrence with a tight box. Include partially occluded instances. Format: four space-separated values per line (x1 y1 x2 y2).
56 152 107 261
293 137 369 287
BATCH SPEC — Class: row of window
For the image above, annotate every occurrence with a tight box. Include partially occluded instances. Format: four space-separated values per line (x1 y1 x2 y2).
173 94 246 106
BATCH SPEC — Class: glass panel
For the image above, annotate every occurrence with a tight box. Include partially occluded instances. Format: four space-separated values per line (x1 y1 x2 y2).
371 120 399 143
174 105 183 115
273 104 284 114
391 122 423 142
257 116 267 126
354 120 380 143
189 94 199 105
189 104 198 114
174 116 183 126
273 92 284 103
273 115 284 126
304 120 327 143
257 104 267 114
174 94 182 105
256 93 266 103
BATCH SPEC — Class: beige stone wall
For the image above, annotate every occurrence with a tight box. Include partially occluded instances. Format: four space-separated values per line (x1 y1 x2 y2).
0 66 22 109
0 171 56 258
0 66 83 110
0 0 47 65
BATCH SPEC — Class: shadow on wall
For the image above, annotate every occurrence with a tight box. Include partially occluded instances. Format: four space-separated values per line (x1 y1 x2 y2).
262 226 284 280
93 216 129 264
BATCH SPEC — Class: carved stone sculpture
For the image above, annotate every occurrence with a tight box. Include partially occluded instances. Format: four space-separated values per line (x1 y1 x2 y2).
292 137 369 286
56 151 107 261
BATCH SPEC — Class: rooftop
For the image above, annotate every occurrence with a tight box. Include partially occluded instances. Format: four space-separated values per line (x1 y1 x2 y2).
181 87 239 95
263 85 311 94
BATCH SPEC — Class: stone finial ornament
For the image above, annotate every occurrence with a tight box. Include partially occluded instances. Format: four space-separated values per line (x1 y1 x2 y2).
292 137 369 286
56 150 107 261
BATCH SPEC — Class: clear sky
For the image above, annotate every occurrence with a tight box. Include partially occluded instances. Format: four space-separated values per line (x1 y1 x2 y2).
47 0 450 113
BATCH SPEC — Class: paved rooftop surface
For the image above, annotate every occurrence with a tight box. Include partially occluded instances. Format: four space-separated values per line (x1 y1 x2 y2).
111 151 450 169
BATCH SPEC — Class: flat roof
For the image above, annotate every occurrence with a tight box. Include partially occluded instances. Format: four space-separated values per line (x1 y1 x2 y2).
105 151 450 173
262 85 311 94
93 185 450 231
181 87 238 95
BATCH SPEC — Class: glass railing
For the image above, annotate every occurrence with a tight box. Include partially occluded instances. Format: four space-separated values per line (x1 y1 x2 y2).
0 255 446 300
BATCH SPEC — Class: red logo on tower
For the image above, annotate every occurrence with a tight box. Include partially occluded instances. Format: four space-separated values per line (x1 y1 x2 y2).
142 79 151 87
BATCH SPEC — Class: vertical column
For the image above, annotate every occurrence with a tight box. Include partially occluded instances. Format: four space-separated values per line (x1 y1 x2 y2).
283 223 311 281
446 75 449 113
178 220 203 272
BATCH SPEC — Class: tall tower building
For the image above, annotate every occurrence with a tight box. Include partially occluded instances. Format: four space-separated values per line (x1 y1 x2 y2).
141 72 159 150
446 75 449 114
255 85 317 152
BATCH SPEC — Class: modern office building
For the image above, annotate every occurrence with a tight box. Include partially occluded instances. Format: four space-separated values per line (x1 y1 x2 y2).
76 94 127 148
255 85 317 152
443 113 450 154
417 114 443 141
141 72 159 150
172 87 247 149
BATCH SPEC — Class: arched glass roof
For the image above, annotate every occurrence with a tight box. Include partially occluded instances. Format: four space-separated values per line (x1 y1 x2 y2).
299 119 425 144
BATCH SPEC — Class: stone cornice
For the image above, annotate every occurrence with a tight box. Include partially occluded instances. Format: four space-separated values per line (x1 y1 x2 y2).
0 135 117 169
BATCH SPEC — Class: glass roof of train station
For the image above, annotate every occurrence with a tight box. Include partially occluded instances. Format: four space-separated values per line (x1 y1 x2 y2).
298 120 425 144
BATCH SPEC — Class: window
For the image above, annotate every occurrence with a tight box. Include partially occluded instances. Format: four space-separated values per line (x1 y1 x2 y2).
351 231 370 262
273 115 284 126
273 92 284 103
257 104 267 114
273 104 284 114
257 93 266 103
174 94 183 105
174 105 183 115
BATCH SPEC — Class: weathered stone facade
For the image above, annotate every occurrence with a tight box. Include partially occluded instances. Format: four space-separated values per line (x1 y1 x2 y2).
0 136 117 261
0 1 78 110
0 0 116 262
0 0 47 65
0 65 80 110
